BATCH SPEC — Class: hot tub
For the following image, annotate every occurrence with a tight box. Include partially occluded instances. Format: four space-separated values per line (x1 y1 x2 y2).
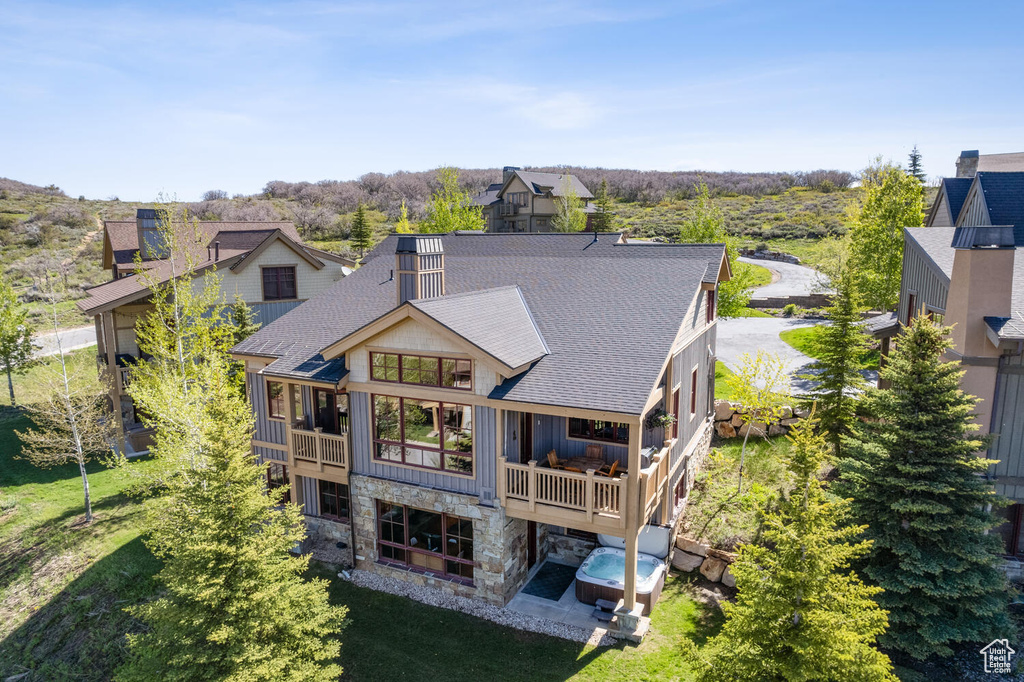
575 546 667 615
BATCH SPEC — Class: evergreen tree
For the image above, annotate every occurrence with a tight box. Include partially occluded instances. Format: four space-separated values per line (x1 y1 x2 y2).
419 166 484 234
847 159 924 311
228 294 260 346
907 145 925 182
350 201 373 257
803 266 870 457
395 199 413 233
591 178 614 231
839 316 1009 660
0 274 34 405
679 180 754 317
116 359 347 681
686 414 896 682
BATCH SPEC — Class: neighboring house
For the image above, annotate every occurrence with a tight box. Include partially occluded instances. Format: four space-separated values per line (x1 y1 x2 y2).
79 208 354 454
875 169 1024 559
955 149 1024 178
231 231 729 635
473 167 596 232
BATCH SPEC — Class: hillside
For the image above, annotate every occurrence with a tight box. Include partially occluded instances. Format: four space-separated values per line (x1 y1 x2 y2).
0 168 934 330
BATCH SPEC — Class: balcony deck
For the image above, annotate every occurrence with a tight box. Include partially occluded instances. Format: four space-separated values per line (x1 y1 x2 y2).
288 427 349 483
498 445 670 534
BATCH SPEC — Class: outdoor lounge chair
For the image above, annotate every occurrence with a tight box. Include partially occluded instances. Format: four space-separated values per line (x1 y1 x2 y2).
547 450 581 472
584 444 603 460
595 460 619 478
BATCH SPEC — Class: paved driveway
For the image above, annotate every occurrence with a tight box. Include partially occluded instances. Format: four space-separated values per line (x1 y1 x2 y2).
739 256 831 298
33 326 97 358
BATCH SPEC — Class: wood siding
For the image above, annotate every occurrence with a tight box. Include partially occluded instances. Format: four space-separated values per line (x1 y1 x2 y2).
899 237 949 324
297 475 319 515
671 325 715 468
247 371 287 448
349 390 497 501
991 353 1024 501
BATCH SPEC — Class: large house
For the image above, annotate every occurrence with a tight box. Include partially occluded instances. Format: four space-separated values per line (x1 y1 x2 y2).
878 166 1024 560
473 167 596 233
231 231 729 637
79 208 354 453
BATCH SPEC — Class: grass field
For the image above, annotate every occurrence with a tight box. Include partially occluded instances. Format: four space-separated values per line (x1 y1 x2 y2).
714 361 737 401
779 326 880 370
735 260 771 288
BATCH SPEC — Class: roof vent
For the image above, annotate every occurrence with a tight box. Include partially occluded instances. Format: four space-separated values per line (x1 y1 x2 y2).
395 235 445 305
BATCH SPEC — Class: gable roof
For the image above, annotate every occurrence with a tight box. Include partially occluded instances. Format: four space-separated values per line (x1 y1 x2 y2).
499 170 594 200
234 232 727 415
929 177 973 226
410 286 549 371
977 153 1024 173
975 172 1024 243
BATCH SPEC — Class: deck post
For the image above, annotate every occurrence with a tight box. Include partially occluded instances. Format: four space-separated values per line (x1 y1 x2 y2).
495 408 505 505
100 311 126 456
622 416 642 613
528 460 537 512
284 382 296 469
314 426 323 471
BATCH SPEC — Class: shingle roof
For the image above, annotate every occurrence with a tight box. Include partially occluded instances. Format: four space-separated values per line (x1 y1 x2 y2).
906 226 957 279
976 172 1024 243
862 311 899 338
410 286 548 370
471 182 503 207
977 152 1024 173
509 171 594 200
234 232 726 414
942 177 973 224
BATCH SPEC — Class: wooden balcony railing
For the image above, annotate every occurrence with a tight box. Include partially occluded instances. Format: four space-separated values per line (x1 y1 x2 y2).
118 366 131 394
499 445 670 533
290 427 348 471
498 203 519 216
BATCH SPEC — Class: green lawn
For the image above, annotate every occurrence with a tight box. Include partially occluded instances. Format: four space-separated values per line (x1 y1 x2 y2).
714 361 737 401
779 326 880 370
325 567 722 681
734 260 771 288
724 307 772 319
1 349 97 408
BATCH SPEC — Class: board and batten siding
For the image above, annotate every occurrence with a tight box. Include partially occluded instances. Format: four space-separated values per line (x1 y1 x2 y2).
349 391 497 502
899 237 949 325
671 324 715 467
247 371 287 463
991 353 1024 501
297 475 320 515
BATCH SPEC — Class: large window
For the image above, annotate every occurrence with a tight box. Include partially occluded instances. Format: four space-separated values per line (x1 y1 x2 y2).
372 395 473 475
318 480 349 521
370 352 472 390
376 501 474 582
567 418 629 445
706 288 716 324
266 462 289 503
690 368 698 416
267 380 285 419
262 266 297 301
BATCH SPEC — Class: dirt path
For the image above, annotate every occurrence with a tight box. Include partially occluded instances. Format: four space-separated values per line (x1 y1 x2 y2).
61 216 102 266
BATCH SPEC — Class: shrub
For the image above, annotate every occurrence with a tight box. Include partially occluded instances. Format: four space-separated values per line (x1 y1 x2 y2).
202 189 228 201
782 303 798 317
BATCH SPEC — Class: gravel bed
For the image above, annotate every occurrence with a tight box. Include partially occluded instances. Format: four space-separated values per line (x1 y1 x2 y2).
344 569 615 647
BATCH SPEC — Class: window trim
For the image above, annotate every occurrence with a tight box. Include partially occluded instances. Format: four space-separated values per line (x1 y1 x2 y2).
316 479 350 523
375 501 475 585
706 287 717 324
261 265 298 302
371 394 475 477
267 379 286 420
266 461 290 503
689 366 698 418
369 350 472 391
565 418 630 445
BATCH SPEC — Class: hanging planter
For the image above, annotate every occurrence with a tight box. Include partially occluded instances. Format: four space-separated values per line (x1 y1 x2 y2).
646 409 677 430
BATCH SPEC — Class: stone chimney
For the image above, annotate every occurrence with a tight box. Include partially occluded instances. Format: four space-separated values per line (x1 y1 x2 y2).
395 235 445 305
503 166 520 184
955 150 980 178
944 225 1015 434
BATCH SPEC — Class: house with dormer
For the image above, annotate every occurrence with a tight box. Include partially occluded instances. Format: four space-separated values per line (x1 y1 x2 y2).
231 231 729 637
876 167 1024 561
473 167 596 233
79 208 354 453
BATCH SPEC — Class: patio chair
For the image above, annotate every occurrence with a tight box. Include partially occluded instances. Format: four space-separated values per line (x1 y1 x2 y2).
584 444 603 460
595 460 619 478
547 450 582 472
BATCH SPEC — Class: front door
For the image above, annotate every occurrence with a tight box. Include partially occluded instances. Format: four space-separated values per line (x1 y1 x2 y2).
314 389 337 434
518 412 533 464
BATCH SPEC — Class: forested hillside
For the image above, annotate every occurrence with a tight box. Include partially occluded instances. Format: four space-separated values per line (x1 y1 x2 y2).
0 166 930 329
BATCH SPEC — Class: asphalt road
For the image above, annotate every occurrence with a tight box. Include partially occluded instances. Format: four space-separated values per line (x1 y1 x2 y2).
739 256 831 298
32 326 97 358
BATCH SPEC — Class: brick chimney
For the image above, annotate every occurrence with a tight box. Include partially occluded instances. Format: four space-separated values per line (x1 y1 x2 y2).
395 235 445 305
955 150 980 178
944 225 1015 434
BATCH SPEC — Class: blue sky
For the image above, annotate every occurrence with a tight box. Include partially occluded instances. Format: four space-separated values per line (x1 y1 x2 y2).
2 0 1023 200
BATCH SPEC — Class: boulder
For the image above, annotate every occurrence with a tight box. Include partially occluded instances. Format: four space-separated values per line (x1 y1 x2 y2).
707 547 738 563
676 535 709 556
778 405 793 419
714 400 734 421
721 565 736 588
794 407 811 419
738 422 767 438
715 421 736 438
699 557 727 582
730 413 744 427
671 551 705 572
780 417 801 426
768 423 785 437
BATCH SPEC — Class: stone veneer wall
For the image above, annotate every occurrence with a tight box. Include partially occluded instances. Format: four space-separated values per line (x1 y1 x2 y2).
546 528 597 567
349 474 530 606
